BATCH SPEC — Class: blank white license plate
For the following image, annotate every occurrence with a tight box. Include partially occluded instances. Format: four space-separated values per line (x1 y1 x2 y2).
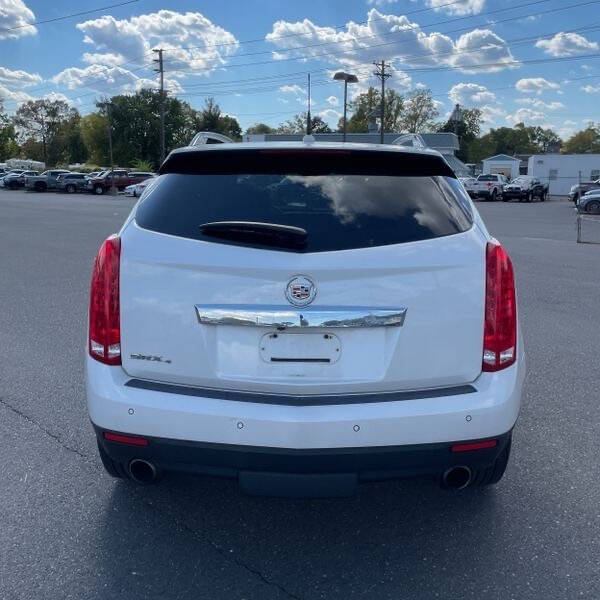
259 332 341 364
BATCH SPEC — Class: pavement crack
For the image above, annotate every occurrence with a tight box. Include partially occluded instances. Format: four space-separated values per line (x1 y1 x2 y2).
143 497 304 600
0 396 90 462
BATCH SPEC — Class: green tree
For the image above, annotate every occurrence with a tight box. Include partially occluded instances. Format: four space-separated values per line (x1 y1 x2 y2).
81 112 110 166
276 113 331 134
437 108 483 162
563 125 600 153
192 97 242 140
0 101 18 161
342 87 404 133
468 123 562 163
14 99 78 165
401 90 439 133
246 123 275 134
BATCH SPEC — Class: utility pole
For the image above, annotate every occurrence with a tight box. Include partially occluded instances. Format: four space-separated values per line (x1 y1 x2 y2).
373 60 391 144
306 73 312 135
98 99 116 195
153 48 166 164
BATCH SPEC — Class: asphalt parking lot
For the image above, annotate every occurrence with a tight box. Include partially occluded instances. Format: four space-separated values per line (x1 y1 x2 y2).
0 190 599 600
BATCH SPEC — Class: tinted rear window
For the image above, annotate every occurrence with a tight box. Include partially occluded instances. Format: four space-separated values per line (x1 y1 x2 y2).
136 171 472 253
477 175 498 181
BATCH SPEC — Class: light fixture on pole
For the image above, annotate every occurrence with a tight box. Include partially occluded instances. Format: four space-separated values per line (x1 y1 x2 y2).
333 71 358 142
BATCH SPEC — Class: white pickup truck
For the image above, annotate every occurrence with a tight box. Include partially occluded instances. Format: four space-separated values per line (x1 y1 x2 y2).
471 174 508 201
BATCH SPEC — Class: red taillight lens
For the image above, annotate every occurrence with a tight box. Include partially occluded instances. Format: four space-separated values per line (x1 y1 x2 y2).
89 235 121 365
483 241 517 372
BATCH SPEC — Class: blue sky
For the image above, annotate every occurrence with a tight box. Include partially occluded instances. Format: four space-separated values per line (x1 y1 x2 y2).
1 0 600 138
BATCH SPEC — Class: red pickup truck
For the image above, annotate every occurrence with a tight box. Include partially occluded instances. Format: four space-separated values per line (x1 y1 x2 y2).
87 170 154 195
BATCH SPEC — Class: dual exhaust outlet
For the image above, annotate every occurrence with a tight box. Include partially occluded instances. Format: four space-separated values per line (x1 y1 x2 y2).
128 459 158 484
441 465 472 490
126 459 473 490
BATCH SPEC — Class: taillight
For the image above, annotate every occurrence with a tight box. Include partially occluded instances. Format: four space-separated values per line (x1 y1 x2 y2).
89 235 121 365
483 241 516 372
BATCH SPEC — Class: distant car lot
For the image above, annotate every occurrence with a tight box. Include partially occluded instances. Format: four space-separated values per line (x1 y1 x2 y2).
0 190 599 599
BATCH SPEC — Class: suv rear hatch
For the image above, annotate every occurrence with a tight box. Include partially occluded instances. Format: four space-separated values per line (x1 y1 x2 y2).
119 146 486 395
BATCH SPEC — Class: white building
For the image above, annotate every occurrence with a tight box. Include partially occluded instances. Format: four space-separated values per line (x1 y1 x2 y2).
482 154 521 180
527 154 600 196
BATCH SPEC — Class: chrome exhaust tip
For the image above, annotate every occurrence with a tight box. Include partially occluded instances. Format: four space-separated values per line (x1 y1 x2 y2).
442 465 472 490
128 459 158 485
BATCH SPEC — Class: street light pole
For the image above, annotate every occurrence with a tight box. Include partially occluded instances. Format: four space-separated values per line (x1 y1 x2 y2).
333 71 358 142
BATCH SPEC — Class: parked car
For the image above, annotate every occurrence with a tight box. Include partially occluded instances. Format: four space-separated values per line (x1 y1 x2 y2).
471 174 508 201
56 172 89 193
86 171 102 179
87 170 154 195
569 179 600 203
87 141 525 496
24 169 71 192
2 170 39 189
503 176 548 202
124 176 156 197
576 189 600 214
458 177 477 198
0 169 25 188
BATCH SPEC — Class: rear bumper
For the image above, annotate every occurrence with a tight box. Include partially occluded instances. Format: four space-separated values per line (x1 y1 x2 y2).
95 424 512 491
87 349 525 451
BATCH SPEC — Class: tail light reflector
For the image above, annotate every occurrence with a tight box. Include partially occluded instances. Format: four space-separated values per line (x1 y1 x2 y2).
452 440 498 453
89 235 121 365
104 432 148 446
483 241 517 372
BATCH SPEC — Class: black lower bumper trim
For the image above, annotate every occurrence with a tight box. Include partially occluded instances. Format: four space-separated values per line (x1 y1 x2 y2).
95 426 512 495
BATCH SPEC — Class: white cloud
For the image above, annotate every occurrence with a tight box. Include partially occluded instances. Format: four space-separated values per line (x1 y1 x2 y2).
266 9 515 75
426 0 485 16
0 66 42 88
51 64 158 95
515 78 560 94
82 52 127 66
515 98 565 110
279 84 306 94
75 11 239 76
367 0 397 5
0 83 32 104
480 105 506 123
449 82 496 106
563 120 577 126
506 108 546 125
582 84 600 93
450 29 516 73
318 108 342 121
326 95 339 107
0 0 36 40
535 32 598 57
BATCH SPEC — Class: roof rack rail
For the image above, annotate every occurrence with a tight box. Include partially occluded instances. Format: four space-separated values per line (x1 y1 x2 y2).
189 132 234 146
391 134 427 149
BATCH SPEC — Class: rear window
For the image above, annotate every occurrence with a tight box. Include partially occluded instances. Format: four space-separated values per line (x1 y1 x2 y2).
477 175 498 182
136 174 472 253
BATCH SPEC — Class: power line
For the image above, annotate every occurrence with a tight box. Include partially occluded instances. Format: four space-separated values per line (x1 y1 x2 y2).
165 0 555 61
0 0 141 32
164 0 600 73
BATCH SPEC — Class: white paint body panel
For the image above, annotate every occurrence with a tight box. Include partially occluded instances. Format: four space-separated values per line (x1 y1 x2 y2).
118 222 487 394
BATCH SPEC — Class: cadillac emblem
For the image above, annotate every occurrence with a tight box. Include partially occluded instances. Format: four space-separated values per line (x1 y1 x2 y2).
285 275 316 307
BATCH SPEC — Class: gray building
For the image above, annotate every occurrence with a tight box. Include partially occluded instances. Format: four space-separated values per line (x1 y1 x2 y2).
242 132 469 176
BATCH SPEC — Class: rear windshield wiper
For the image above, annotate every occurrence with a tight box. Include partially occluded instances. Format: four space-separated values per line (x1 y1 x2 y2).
199 221 307 249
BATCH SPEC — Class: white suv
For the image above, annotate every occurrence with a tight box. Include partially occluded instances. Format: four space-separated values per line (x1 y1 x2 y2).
86 142 525 497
